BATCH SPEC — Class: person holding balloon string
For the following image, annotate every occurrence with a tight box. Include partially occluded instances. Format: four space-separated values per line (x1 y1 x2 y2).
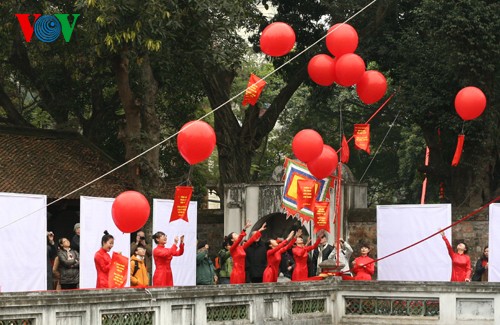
152 232 185 287
227 221 267 284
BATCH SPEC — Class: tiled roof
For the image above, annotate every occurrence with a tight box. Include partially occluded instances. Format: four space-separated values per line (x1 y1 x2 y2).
0 126 131 199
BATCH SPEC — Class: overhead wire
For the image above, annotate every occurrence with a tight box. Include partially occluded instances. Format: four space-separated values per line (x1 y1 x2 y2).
0 0 380 230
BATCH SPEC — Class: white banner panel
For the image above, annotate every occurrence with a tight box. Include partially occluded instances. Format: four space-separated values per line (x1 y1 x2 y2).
489 203 500 282
80 196 130 289
153 199 197 286
0 192 46 292
377 204 452 281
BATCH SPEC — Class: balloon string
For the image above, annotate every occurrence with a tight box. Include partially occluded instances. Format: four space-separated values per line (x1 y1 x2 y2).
342 195 500 275
461 121 465 134
0 1 381 231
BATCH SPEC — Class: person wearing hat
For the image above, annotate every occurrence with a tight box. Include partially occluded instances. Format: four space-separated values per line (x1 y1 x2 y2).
71 223 80 253
196 240 217 285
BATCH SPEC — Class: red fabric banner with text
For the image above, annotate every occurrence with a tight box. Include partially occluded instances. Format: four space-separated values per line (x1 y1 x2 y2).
170 186 193 222
314 202 330 233
296 179 317 211
108 252 128 288
242 74 266 106
354 124 371 154
451 134 465 167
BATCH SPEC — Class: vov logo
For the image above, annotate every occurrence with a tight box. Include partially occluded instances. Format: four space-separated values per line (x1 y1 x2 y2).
15 14 80 43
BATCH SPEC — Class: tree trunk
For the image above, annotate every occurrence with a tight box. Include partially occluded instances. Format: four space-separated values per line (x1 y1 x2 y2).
203 65 308 188
113 51 162 196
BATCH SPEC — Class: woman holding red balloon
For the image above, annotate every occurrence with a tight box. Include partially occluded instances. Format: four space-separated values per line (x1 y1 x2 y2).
152 232 185 287
228 222 267 284
94 231 114 288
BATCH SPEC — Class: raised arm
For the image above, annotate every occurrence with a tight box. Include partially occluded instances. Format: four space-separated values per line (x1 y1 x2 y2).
306 237 321 253
441 234 454 258
173 242 184 257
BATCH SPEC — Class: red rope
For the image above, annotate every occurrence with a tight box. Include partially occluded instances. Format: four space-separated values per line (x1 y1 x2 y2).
344 196 500 274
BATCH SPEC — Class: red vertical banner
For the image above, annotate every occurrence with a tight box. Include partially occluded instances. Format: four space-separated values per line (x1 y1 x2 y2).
170 186 193 222
108 252 128 288
335 162 342 266
242 74 267 106
340 135 350 163
297 179 317 211
420 146 430 204
451 134 465 167
353 124 371 154
314 202 330 233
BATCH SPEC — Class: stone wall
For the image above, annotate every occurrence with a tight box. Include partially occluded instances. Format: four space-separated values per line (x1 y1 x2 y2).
197 209 224 257
1 280 500 324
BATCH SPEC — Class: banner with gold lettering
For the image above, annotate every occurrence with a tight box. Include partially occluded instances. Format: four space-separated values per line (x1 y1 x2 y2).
242 74 266 106
314 202 330 233
296 179 317 214
170 186 193 222
354 124 370 154
108 252 128 288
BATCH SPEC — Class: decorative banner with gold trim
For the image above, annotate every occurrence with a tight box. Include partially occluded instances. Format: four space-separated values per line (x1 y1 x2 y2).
242 74 266 106
281 158 332 221
170 186 193 222
108 252 128 288
354 124 371 154
314 202 330 233
297 179 317 211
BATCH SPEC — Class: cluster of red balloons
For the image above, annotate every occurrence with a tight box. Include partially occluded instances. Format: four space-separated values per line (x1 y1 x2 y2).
454 86 487 121
292 129 339 180
307 23 387 105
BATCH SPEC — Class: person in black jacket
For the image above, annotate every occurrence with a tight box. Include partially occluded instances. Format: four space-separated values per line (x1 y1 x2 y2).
309 233 333 276
245 231 267 283
472 246 488 282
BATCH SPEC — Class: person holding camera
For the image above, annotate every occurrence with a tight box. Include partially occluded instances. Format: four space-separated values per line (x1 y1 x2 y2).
131 230 152 285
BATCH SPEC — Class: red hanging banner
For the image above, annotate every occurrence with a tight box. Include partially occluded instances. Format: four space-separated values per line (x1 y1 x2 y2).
341 134 350 163
353 124 371 154
242 74 266 106
296 179 317 211
314 202 330 233
451 134 465 167
170 186 193 222
108 252 128 288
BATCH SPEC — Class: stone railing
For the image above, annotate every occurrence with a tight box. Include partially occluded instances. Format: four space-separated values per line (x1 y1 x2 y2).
0 279 499 325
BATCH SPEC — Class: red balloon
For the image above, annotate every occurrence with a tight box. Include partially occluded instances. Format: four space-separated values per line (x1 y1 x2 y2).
454 86 487 121
335 53 366 87
326 23 359 57
308 54 337 86
112 191 150 233
177 121 216 165
307 145 339 180
260 22 296 57
292 129 324 163
356 70 388 104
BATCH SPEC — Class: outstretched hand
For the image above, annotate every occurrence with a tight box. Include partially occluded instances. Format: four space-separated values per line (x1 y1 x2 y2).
287 230 295 241
259 222 267 232
244 221 252 229
180 235 185 243
174 236 179 244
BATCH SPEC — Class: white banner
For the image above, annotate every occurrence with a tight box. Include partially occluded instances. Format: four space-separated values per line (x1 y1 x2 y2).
153 199 197 286
80 196 130 289
377 204 452 281
489 203 500 282
0 192 46 292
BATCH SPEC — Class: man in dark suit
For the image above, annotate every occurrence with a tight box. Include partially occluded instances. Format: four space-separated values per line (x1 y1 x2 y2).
245 231 267 283
309 233 333 276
